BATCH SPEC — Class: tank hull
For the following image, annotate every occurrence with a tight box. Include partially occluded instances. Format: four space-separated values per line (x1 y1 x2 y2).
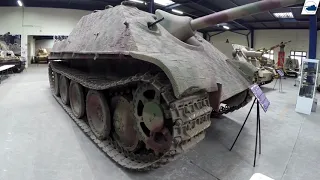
33 56 49 63
50 5 251 102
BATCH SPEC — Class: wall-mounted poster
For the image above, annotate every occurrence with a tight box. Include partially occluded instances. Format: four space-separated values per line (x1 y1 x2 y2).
53 35 68 42
0 32 22 56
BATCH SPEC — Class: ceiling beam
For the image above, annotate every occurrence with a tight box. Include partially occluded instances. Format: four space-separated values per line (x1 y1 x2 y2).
267 11 285 28
242 19 320 24
186 0 252 30
157 0 251 30
209 27 317 31
288 4 304 8
163 3 183 10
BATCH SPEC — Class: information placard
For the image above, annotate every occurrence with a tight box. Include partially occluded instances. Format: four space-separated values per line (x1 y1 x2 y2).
276 69 284 77
249 84 270 112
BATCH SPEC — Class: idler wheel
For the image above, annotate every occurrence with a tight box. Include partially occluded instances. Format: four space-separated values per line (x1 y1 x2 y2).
111 96 140 152
59 75 70 105
69 81 85 118
53 72 60 96
86 90 111 140
133 84 173 154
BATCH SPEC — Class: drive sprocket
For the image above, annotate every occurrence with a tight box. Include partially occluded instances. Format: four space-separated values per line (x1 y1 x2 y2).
133 83 173 154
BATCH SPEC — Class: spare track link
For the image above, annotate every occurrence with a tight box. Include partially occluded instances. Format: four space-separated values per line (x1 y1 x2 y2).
48 61 212 171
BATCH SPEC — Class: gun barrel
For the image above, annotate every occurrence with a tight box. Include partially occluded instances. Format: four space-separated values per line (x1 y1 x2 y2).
191 0 304 31
242 49 263 57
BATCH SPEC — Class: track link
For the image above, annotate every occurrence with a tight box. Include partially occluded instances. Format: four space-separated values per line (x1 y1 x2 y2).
48 61 212 170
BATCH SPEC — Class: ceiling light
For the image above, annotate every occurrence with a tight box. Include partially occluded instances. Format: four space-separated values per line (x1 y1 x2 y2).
129 0 145 3
223 25 230 30
17 0 23 6
172 9 183 15
273 12 294 18
154 0 174 6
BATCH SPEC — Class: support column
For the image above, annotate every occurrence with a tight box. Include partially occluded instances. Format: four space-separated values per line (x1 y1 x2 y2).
21 34 28 68
149 0 154 13
250 29 254 48
203 32 208 41
309 15 317 59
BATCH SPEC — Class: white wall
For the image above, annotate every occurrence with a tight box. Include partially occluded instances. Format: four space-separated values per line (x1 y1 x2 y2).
0 7 90 66
27 35 35 62
210 29 317 64
255 30 309 62
0 7 90 35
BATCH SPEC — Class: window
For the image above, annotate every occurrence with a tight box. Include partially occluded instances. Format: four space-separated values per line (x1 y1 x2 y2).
262 50 274 60
290 51 307 66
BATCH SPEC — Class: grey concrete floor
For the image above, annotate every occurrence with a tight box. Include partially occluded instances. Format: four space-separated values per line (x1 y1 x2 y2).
0 65 319 180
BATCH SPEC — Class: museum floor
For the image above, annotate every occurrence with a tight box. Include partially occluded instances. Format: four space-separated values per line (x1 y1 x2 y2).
0 64 319 180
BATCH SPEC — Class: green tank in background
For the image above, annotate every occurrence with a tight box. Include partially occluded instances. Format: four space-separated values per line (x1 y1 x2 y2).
32 48 49 64
48 0 303 170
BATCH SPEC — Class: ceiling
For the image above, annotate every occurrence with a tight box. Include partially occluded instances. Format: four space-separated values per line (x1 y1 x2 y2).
0 0 318 32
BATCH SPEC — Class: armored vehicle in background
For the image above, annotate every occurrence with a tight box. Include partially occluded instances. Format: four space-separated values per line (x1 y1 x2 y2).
8 43 21 56
283 56 299 77
0 33 21 56
32 48 49 63
232 44 275 85
48 0 303 170
0 50 25 73
213 42 259 83
0 41 25 73
215 42 274 85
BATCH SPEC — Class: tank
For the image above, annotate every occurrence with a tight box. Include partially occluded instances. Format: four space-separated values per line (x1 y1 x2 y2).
233 44 275 85
33 48 49 63
0 42 25 73
213 42 260 84
283 56 299 77
48 0 303 170
8 43 21 56
0 33 21 56
215 42 274 85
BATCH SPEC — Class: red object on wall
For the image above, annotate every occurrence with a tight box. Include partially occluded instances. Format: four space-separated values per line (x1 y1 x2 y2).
278 51 285 68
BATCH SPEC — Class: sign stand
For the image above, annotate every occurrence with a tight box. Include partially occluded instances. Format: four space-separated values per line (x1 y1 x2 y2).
273 69 284 92
229 84 270 167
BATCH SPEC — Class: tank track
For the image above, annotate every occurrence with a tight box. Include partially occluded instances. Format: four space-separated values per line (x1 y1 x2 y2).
48 61 212 171
211 90 253 116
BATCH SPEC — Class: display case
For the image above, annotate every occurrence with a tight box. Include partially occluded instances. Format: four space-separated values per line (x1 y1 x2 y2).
295 59 319 115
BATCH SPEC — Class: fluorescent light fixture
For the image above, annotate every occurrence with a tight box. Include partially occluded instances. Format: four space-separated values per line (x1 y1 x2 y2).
129 0 145 3
154 0 174 6
172 9 183 15
222 25 230 30
273 12 294 18
17 0 23 6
